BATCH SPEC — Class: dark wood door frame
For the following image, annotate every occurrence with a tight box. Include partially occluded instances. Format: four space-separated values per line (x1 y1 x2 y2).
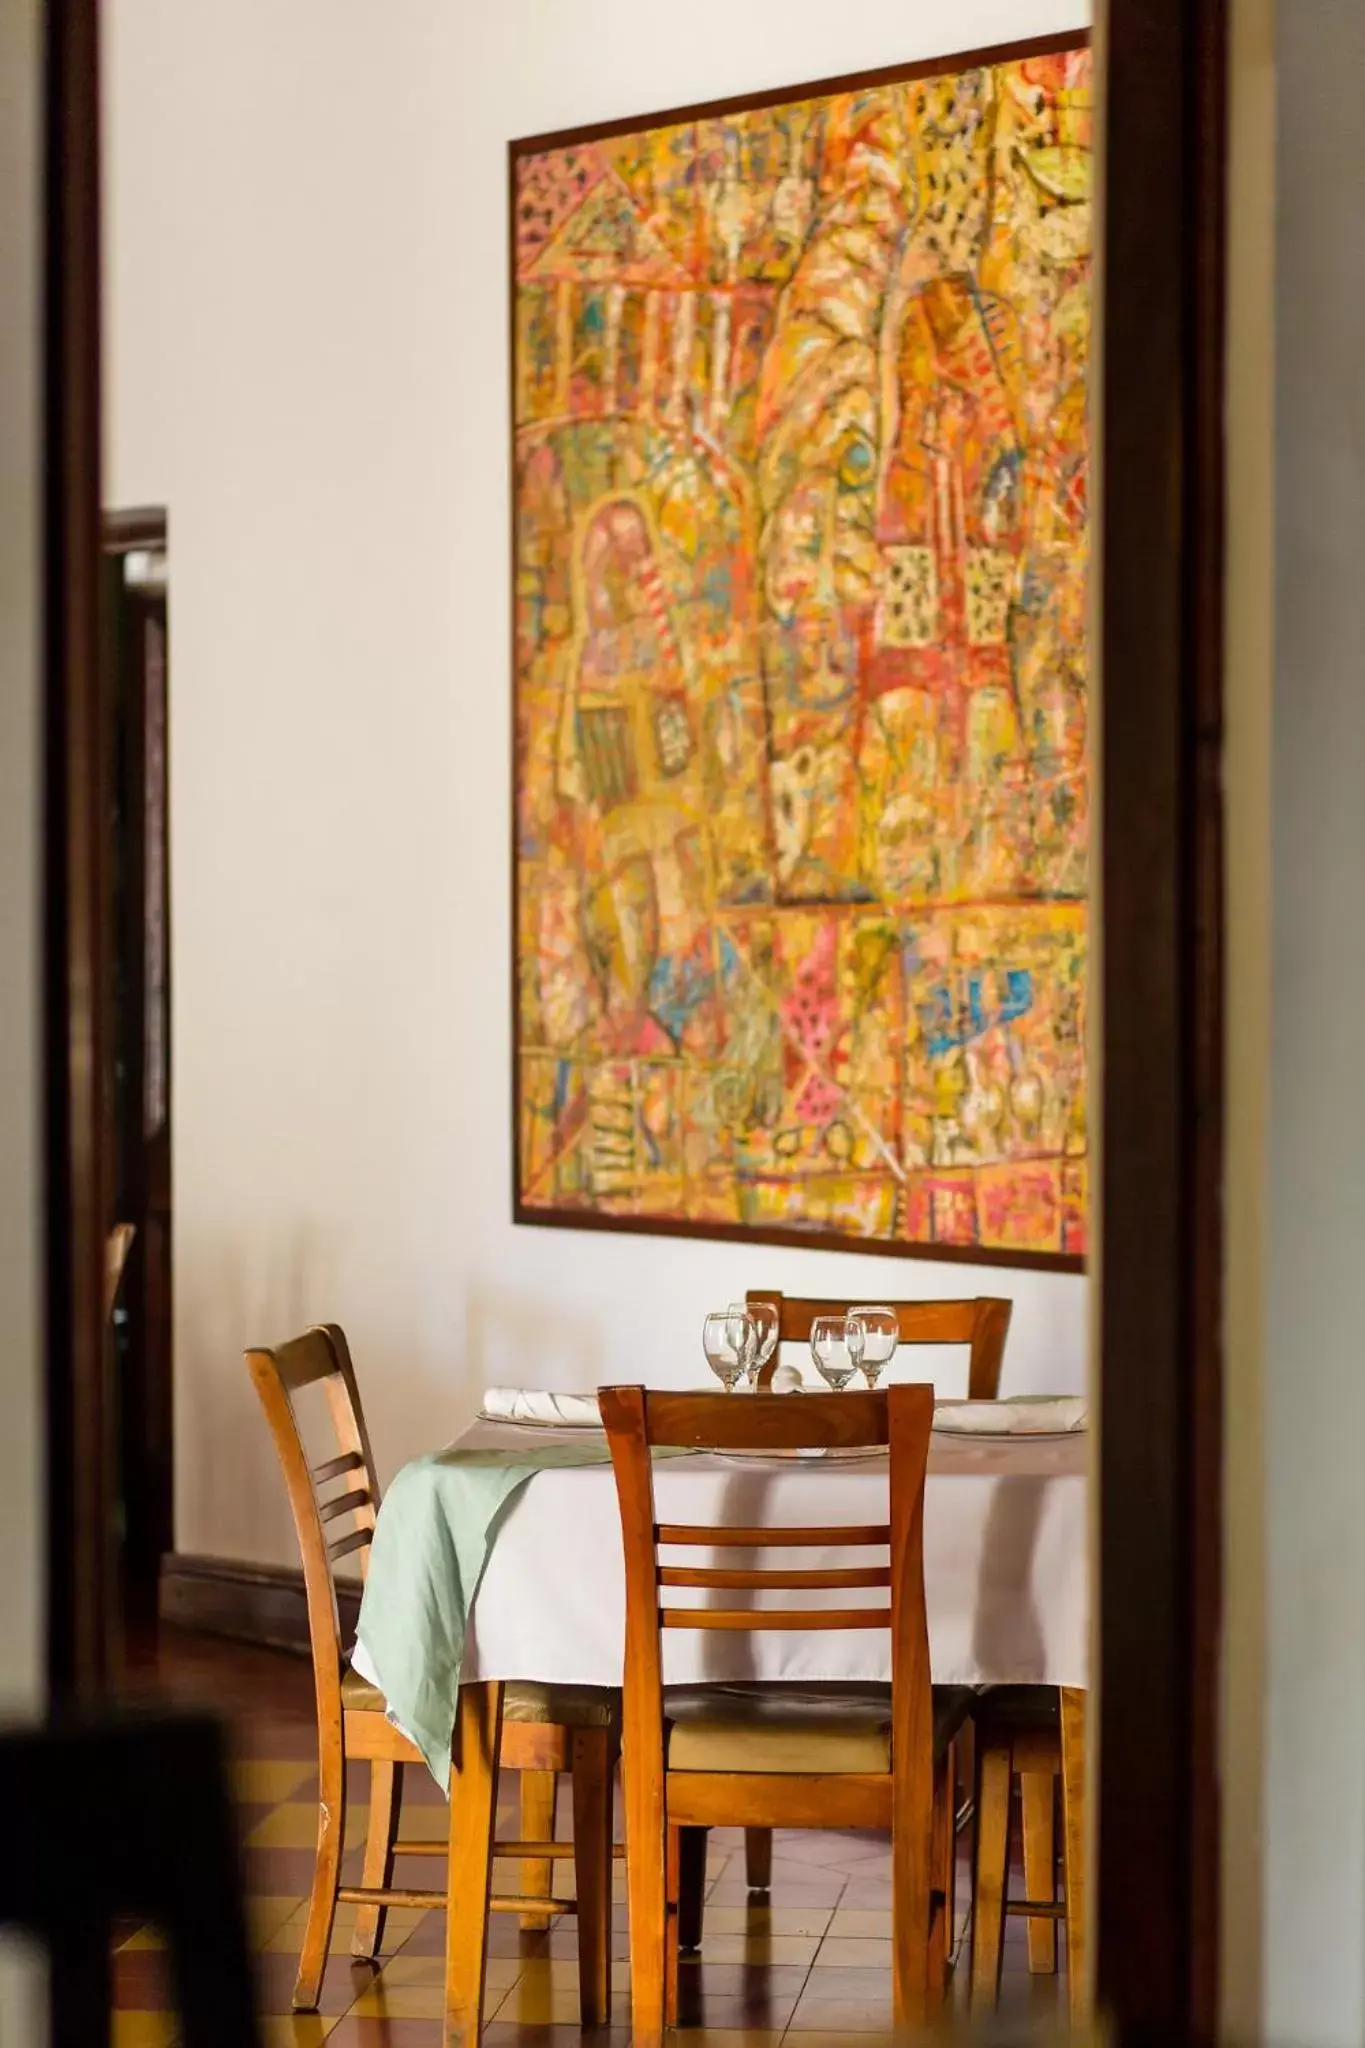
42 0 1229 2029
43 0 116 1699
1097 0 1227 2039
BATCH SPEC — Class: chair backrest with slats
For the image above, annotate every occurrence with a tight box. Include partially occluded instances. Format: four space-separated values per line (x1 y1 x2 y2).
598 1385 934 1801
246 1325 380 1725
747 1290 1012 1399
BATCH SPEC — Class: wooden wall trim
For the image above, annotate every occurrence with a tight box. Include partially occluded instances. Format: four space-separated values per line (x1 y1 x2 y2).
160 1554 360 1659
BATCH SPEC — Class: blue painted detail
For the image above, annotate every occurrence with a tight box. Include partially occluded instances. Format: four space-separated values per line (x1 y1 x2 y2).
1000 968 1034 1022
648 951 713 1044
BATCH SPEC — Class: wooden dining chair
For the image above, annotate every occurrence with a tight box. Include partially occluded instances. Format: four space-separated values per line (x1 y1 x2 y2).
740 1289 1012 1897
247 1324 619 2036
968 1684 1089 2027
748 1289 1013 1399
600 1382 971 2047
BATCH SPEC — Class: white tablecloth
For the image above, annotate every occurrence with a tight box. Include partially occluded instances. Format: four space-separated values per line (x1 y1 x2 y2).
357 1421 1088 1695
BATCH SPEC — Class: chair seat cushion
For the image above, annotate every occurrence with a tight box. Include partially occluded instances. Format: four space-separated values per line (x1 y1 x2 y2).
502 1682 619 1731
341 1663 617 1731
341 1665 387 1714
663 1681 972 1775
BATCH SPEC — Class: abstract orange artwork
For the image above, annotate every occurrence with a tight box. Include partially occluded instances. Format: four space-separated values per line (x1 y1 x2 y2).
512 38 1091 1264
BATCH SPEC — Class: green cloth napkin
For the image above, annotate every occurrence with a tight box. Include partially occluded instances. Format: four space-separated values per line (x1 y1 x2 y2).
354 1439 617 1788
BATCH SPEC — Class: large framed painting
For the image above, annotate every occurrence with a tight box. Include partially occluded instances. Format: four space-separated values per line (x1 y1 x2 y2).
511 33 1091 1269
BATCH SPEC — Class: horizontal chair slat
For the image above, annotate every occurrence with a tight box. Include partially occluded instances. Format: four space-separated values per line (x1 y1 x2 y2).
319 1486 371 1524
660 1605 893 1631
337 1885 445 1911
644 1387 888 1452
328 1526 372 1562
657 1523 890 1549
489 1895 578 1915
658 1565 891 1591
313 1449 366 1483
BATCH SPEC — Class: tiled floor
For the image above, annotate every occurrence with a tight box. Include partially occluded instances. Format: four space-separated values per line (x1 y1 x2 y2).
116 1631 1064 2045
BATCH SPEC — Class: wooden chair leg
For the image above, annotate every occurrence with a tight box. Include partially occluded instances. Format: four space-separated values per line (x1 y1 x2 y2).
970 1737 1012 2012
665 1825 682 2027
293 1732 345 2009
570 1728 613 2028
891 1766 935 2031
444 1681 502 2048
744 1824 772 1892
1060 1687 1090 2028
929 1752 954 1997
1021 1768 1058 1972
677 1824 707 1952
519 1767 557 1931
351 1757 403 1961
623 1764 666 2048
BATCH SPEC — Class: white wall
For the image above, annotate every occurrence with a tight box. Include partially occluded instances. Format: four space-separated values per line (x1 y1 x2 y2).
103 0 1091 1570
1262 3 1365 2040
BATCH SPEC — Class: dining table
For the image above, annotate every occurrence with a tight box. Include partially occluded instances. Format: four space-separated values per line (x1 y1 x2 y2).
351 1412 1088 1779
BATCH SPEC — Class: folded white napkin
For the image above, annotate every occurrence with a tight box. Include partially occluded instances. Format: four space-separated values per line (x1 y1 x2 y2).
480 1387 603 1429
932 1396 1087 1436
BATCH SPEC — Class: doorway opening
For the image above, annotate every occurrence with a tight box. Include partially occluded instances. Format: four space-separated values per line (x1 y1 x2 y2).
102 507 171 1655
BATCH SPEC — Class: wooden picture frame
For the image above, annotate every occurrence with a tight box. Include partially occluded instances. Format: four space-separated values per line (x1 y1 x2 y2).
510 32 1093 1273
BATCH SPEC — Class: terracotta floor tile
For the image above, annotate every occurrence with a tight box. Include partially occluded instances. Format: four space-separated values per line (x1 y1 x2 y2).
788 1994 893 2032
111 2019 178 2048
479 2029 631 2048
485 1978 633 2027
247 1801 370 1853
703 1904 834 1938
324 2019 442 2047
347 1982 445 2022
112 1950 174 2010
234 1759 318 1805
706 1878 846 1907
259 2018 338 2047
264 1902 426 1958
686 1932 819 1967
249 1950 374 2018
789 1963 891 1998
781 2034 896 2048
809 1935 893 1968
825 1906 893 1938
835 1880 894 1907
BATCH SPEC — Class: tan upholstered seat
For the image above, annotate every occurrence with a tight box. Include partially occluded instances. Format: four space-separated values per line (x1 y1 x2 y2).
503 1681 620 1730
342 1662 618 1731
664 1681 972 1775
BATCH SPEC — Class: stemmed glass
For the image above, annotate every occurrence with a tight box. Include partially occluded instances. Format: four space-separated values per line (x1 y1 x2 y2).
849 1305 898 1387
730 1299 779 1386
703 1309 757 1391
810 1314 865 1391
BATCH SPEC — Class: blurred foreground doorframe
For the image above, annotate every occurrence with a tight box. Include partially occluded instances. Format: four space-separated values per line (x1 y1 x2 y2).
1097 0 1227 2040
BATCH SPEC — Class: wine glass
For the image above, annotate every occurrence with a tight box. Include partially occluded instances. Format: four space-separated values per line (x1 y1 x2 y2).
703 1309 756 1391
731 1299 779 1385
850 1305 898 1387
810 1314 865 1391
